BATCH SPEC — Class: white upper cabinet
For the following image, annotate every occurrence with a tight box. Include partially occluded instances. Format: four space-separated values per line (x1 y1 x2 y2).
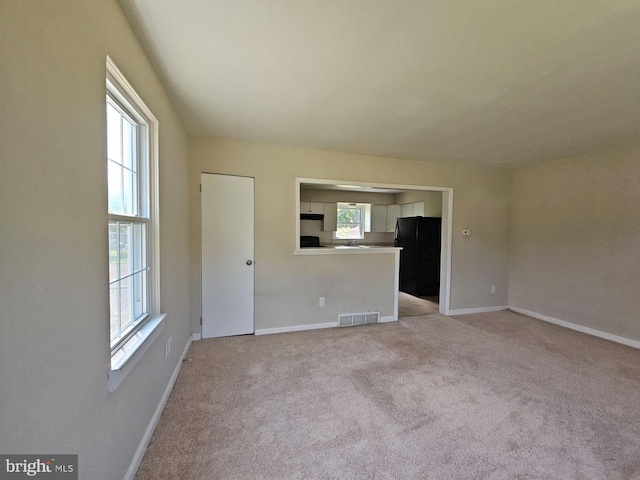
400 201 425 217
401 203 412 217
371 205 388 232
371 204 405 232
386 205 402 232
323 203 337 232
300 202 324 214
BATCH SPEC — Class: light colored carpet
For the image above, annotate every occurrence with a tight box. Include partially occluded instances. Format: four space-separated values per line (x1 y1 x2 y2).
398 292 439 317
136 310 640 479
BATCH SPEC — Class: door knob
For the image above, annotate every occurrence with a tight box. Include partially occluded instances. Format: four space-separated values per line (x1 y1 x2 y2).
246 260 253 265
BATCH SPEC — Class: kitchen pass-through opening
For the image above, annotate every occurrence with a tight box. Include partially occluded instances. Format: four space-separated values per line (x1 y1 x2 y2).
296 178 453 316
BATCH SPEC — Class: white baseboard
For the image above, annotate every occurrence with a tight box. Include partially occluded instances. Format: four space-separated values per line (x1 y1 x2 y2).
192 333 201 341
510 307 640 350
256 315 398 335
255 322 338 336
448 305 509 316
124 335 193 480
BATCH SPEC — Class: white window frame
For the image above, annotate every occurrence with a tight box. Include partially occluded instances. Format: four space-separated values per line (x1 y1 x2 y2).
107 97 150 347
106 56 164 392
335 203 366 240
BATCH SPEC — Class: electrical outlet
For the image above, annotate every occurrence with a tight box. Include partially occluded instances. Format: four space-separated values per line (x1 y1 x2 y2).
491 286 496 294
319 297 325 307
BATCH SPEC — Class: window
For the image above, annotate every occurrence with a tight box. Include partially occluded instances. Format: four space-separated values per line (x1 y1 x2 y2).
106 57 160 355
336 203 366 239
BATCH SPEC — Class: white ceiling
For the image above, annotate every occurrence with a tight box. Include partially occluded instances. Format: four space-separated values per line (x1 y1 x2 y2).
121 0 640 169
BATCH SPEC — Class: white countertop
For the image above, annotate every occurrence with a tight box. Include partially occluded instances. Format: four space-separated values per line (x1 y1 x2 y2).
294 245 401 255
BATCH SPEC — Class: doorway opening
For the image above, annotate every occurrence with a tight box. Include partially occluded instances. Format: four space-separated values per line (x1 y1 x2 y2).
398 292 439 318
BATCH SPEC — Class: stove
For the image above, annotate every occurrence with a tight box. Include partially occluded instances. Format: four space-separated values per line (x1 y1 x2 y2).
300 236 321 248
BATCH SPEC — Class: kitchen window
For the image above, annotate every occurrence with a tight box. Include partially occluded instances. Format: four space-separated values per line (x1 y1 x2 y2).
106 57 162 389
336 203 366 239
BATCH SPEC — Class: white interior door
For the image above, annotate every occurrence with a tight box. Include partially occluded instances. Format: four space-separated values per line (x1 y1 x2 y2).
201 173 254 338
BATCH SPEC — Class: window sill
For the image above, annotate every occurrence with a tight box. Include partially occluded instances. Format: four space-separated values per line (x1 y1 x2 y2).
108 314 166 392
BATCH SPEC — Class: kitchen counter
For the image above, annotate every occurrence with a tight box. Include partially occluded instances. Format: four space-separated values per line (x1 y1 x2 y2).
294 245 401 255
292 242 402 323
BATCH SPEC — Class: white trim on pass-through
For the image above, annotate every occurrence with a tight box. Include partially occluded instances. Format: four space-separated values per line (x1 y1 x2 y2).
295 178 454 317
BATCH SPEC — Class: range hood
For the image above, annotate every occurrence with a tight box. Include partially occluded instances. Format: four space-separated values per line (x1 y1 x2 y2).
300 213 324 220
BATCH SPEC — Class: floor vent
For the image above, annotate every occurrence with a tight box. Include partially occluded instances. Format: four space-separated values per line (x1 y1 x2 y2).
338 312 380 327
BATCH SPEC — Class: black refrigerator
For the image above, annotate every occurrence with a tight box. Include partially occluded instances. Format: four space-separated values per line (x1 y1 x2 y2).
394 216 441 297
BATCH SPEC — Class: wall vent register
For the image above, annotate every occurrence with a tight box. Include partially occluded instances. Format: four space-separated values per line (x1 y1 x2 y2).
338 311 380 327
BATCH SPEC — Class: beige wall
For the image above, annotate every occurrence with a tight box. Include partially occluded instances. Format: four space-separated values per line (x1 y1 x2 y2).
189 138 512 333
0 2 190 478
509 144 640 341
